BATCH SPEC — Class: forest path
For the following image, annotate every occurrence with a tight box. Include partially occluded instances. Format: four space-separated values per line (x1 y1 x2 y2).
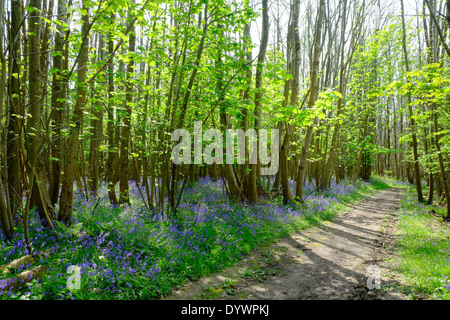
166 188 410 300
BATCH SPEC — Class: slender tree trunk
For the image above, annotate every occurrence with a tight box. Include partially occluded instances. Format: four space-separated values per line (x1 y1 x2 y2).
251 0 269 197
141 37 154 210
7 0 23 217
296 0 325 202
0 0 14 239
240 21 252 199
106 13 118 205
119 5 136 204
431 103 450 219
58 3 90 224
169 1 210 213
88 35 105 197
26 0 56 227
279 0 301 204
400 0 425 203
49 0 68 205
322 0 347 189
216 19 244 201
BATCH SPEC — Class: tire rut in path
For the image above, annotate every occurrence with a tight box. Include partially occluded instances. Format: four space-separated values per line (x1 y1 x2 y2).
166 188 408 300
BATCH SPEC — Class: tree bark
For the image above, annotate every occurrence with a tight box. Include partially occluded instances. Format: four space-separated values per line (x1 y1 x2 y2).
251 0 269 198
89 34 105 197
322 0 348 189
431 104 450 219
58 3 90 224
7 0 23 217
400 0 425 203
296 0 325 202
119 5 136 204
240 21 252 199
49 0 68 205
106 13 118 205
0 0 14 239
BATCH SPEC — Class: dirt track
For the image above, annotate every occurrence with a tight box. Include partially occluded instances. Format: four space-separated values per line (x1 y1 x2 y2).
167 188 409 300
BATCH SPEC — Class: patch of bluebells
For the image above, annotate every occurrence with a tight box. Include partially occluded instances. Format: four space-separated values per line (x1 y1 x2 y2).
1 177 369 299
399 188 437 216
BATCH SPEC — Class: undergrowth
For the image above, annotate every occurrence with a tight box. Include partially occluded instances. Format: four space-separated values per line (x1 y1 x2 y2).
395 185 450 300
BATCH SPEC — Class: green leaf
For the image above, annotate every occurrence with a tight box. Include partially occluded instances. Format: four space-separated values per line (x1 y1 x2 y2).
25 6 41 13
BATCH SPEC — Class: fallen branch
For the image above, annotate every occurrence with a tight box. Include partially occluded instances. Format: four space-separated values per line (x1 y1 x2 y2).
0 249 53 293
0 265 46 292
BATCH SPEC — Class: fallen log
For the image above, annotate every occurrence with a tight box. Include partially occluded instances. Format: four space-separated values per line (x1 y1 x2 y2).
0 249 52 277
0 265 46 292
0 255 36 277
0 229 90 295
0 249 53 293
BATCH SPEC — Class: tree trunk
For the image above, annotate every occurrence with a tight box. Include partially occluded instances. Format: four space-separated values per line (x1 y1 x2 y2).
251 0 269 198
88 34 105 197
431 104 450 219
400 0 425 203
49 0 68 205
119 5 136 204
7 0 23 217
240 21 252 199
58 3 90 224
322 0 348 189
296 0 325 202
26 0 56 227
0 0 14 239
106 13 118 205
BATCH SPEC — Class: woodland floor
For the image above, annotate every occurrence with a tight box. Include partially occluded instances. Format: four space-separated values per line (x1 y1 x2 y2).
165 188 411 300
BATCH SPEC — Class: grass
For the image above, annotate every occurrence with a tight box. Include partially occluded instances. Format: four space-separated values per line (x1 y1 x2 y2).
0 175 400 300
394 185 450 300
196 279 247 299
